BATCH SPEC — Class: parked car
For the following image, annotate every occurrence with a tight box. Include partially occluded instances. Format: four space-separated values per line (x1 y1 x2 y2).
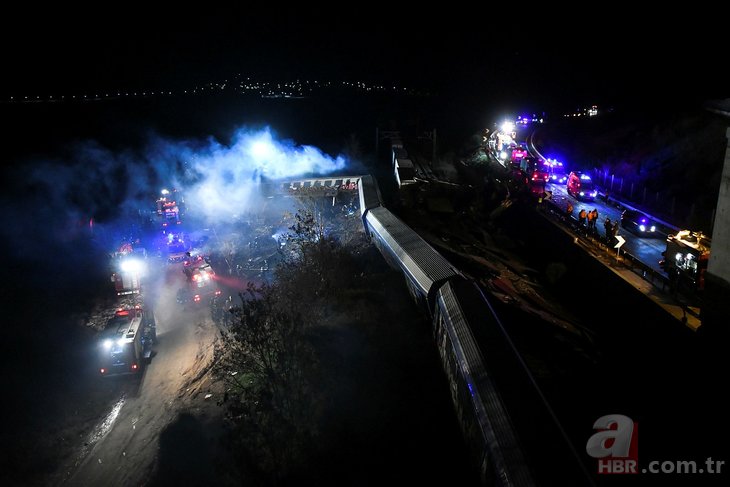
621 209 657 237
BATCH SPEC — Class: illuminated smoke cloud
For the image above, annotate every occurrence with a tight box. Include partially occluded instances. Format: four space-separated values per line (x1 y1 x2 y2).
179 127 346 222
2 126 347 257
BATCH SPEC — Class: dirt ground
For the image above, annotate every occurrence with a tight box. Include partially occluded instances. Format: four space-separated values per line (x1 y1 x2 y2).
48 270 226 487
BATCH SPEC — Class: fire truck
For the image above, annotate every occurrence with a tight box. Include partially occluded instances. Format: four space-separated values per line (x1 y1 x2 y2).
110 245 147 295
156 188 184 229
98 307 156 376
178 257 221 305
166 232 189 264
660 230 710 292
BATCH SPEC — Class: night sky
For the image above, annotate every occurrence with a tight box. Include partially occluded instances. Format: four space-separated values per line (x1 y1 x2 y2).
2 7 727 114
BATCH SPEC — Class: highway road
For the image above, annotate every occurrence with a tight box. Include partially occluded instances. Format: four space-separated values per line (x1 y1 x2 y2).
524 131 671 274
545 181 668 273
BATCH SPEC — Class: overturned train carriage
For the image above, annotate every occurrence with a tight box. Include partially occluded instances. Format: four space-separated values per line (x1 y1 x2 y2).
357 174 591 486
435 278 534 485
364 206 459 309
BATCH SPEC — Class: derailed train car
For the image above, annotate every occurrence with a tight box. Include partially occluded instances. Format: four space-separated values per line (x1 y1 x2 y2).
357 175 591 486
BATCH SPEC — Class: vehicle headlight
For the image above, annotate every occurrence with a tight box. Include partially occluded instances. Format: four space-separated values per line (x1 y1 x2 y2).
639 224 646 232
650 225 656 232
103 339 113 350
579 191 584 196
120 259 145 274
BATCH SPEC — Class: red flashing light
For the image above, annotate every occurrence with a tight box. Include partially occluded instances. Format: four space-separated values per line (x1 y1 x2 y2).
215 290 222 295
194 295 201 302
132 363 138 370
100 368 106 374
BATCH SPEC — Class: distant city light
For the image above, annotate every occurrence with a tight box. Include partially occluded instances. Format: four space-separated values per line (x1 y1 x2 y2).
8 76 423 105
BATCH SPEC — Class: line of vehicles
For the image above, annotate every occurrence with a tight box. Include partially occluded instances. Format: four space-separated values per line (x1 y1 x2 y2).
98 188 223 377
101 230 156 377
500 136 712 294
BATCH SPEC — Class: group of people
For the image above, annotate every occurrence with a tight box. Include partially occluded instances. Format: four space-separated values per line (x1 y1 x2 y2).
565 203 618 243
576 207 599 230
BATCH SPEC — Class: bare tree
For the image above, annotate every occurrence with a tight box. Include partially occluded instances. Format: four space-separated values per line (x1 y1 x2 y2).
213 208 365 480
214 281 321 479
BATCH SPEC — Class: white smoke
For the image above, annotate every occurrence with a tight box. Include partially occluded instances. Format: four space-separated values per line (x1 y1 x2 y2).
3 125 348 258
167 126 346 222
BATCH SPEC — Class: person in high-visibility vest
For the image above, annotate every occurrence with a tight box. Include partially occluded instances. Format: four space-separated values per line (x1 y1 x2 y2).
589 209 599 230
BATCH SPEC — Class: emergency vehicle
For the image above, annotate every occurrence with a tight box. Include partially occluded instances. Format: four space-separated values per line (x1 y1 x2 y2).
110 247 147 295
545 159 568 184
179 257 221 304
166 232 189 264
510 146 528 164
660 230 710 292
567 172 598 201
98 307 156 376
156 188 184 229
